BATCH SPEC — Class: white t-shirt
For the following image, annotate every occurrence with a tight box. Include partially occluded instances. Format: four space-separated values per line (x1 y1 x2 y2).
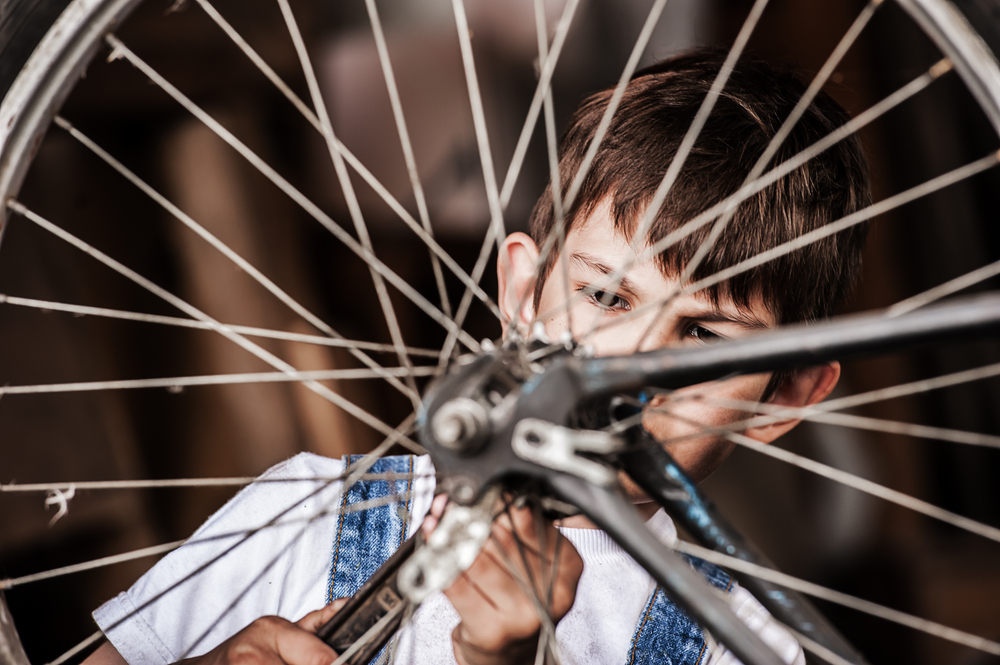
94 452 803 665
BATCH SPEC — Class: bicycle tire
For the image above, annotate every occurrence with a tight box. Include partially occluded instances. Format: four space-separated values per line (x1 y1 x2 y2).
0 0 72 99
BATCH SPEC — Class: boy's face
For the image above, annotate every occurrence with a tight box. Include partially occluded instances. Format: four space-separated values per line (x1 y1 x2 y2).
498 199 839 489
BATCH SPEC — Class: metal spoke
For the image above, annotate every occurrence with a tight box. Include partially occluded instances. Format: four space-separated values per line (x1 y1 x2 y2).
485 530 564 665
888 256 1000 316
559 0 669 218
445 0 661 350
674 541 1000 657
502 498 567 665
532 58 953 327
629 358 1000 450
526 0 572 337
53 115 419 401
86 415 413 660
7 199 422 452
364 0 451 319
824 360 1000 411
583 150 1000 339
518 0 670 334
435 0 518 366
387 601 418 665
497 0 581 210
276 0 420 408
629 0 774 251
0 541 184 590
631 0 881 349
736 427 1000 539
104 35 480 352
0 472 430 494
785 628 856 665
0 366 438 396
0 295 440 357
658 406 1000 544
90 469 346 654
437 225 500 367
683 152 1000 298
440 0 580 351
501 500 543 598
678 394 1000 450
46 632 103 665
450 0 506 253
178 416 419 659
193 0 502 320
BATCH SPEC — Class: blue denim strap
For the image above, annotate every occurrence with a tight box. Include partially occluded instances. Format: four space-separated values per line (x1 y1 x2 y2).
625 554 734 665
326 455 416 603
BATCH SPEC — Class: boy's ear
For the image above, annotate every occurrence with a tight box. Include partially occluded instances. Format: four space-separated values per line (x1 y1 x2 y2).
497 232 540 336
743 362 841 444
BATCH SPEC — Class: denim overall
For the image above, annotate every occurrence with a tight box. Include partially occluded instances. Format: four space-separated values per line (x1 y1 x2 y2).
327 455 733 665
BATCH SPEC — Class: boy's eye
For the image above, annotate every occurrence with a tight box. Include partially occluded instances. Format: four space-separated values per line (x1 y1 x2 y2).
686 324 723 343
580 286 630 312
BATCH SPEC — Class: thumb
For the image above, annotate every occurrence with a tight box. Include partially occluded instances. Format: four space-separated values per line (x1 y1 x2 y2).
272 624 339 665
297 598 349 633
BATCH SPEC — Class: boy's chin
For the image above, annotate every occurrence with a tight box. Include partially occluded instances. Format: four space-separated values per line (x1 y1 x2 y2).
618 473 656 505
659 439 736 484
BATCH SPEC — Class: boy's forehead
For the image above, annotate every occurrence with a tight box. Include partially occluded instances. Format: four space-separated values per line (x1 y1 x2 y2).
566 201 776 328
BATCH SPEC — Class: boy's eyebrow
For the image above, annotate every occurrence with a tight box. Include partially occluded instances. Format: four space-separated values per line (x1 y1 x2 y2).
570 252 640 296
689 310 770 331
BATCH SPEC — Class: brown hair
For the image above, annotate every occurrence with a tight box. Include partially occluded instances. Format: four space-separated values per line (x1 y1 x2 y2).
528 49 871 328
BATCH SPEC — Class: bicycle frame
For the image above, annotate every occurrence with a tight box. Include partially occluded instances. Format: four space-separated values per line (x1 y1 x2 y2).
414 292 1000 665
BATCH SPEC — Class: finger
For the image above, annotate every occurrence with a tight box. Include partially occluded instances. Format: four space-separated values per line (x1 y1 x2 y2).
431 492 449 518
547 533 583 619
494 505 583 618
499 503 549 561
421 493 450 535
272 622 339 665
492 508 548 583
296 598 349 632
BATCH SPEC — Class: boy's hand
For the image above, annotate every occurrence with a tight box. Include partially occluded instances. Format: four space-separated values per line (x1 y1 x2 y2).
425 495 584 665
82 600 348 665
175 599 347 665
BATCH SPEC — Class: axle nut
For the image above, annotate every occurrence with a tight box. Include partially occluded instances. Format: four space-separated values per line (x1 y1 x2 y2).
432 397 489 451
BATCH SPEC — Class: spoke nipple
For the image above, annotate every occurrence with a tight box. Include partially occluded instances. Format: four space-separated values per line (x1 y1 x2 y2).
530 322 549 343
105 35 126 63
432 398 488 451
480 338 496 353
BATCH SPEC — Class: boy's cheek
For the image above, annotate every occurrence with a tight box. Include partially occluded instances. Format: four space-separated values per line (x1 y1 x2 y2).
641 408 740 483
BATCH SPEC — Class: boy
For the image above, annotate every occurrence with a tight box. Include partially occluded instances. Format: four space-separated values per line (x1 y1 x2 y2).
84 49 869 665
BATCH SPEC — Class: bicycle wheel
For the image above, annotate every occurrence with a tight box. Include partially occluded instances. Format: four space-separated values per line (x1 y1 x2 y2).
2 0 1000 664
